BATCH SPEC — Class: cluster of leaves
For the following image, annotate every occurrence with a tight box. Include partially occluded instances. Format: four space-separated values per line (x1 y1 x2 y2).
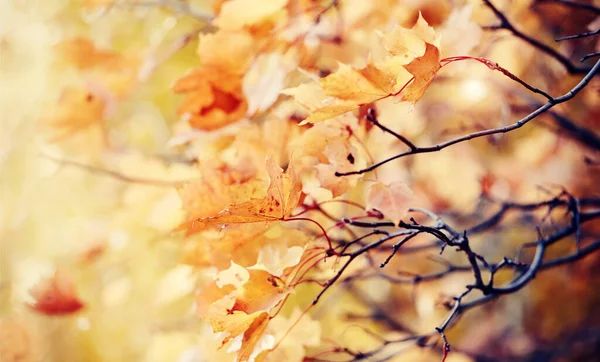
1 0 600 362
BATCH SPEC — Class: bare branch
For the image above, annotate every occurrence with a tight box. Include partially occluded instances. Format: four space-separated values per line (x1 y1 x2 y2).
337 59 599 176
556 29 600 42
535 0 600 14
482 0 593 73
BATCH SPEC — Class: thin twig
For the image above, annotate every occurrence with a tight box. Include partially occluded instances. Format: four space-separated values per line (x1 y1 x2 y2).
556 29 600 42
40 153 191 187
336 59 599 176
483 0 592 74
536 0 600 14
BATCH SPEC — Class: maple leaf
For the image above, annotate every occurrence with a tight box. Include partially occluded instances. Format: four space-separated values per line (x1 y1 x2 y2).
173 31 254 130
54 37 118 70
39 86 106 141
197 265 293 362
182 157 302 234
251 244 305 277
214 0 288 35
54 38 139 98
28 271 85 316
265 308 321 362
366 181 414 222
243 50 298 115
284 13 441 124
197 30 255 75
182 224 308 270
440 5 482 57
291 116 361 197
173 67 249 131
177 166 266 232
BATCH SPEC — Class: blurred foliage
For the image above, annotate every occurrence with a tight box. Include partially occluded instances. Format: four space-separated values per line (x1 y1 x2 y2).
1 0 599 362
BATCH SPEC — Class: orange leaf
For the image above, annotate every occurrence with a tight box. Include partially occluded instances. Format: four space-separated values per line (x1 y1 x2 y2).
215 0 288 35
236 312 270 362
197 31 255 75
54 37 118 70
28 271 84 316
182 224 308 270
400 42 441 102
54 38 139 98
198 265 293 361
284 13 440 124
173 67 248 131
39 86 106 141
184 158 302 233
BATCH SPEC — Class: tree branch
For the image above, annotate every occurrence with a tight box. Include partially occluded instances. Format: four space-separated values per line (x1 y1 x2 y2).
482 0 594 73
337 59 599 176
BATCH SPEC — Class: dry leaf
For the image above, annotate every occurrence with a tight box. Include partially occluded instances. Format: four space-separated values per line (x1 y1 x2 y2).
173 67 248 130
243 50 298 115
215 0 288 34
284 13 441 124
182 157 302 233
39 86 106 141
440 5 482 57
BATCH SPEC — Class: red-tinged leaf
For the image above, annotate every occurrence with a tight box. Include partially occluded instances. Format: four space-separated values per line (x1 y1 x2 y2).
28 271 84 316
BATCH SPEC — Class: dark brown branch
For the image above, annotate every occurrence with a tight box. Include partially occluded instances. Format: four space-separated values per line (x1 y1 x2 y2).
482 0 593 73
556 29 600 42
546 109 600 150
312 230 413 305
336 59 600 176
320 202 600 361
536 0 600 14
365 108 417 150
581 51 600 62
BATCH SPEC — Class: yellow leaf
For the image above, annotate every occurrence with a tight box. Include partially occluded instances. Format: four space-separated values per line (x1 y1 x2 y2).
284 14 440 124
184 157 302 232
215 0 288 33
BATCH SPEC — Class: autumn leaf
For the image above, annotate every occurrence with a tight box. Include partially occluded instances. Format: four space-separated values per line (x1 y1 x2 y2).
173 67 248 130
54 38 139 98
197 264 293 362
235 311 271 362
181 157 302 233
284 13 441 124
39 86 106 141
265 308 321 362
198 265 292 320
440 5 482 57
214 0 288 35
173 30 255 130
197 30 255 75
251 244 305 277
366 181 414 222
182 224 308 271
28 271 85 316
243 50 298 115
291 116 361 197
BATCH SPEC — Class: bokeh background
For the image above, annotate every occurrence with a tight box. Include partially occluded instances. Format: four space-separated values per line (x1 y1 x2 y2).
1 1 599 361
